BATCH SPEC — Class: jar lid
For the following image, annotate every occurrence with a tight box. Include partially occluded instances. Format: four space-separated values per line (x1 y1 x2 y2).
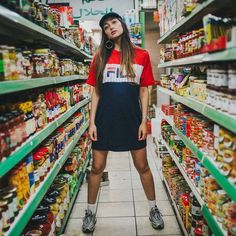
0 200 8 206
31 214 47 223
25 229 43 236
2 186 17 193
1 193 13 200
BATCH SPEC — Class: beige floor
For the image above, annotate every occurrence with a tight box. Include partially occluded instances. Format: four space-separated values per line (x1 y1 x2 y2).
64 137 183 236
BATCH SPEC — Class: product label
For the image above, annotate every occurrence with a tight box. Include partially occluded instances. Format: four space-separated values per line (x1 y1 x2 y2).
8 202 14 220
192 205 202 217
228 74 236 89
229 98 236 115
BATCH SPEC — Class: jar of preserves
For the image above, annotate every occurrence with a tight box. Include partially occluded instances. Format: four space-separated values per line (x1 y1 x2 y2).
0 116 11 159
30 214 51 235
24 229 43 236
1 193 15 223
0 200 10 232
22 50 33 79
3 186 19 217
33 151 46 182
0 210 3 236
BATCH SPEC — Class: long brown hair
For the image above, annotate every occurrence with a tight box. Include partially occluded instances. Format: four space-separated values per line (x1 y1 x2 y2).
94 18 136 93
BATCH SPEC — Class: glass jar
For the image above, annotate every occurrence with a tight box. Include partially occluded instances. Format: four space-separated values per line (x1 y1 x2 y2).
0 201 10 232
32 49 50 78
1 193 15 223
0 210 3 236
3 186 19 217
30 214 51 235
22 50 33 79
0 116 11 159
33 151 46 182
24 229 43 236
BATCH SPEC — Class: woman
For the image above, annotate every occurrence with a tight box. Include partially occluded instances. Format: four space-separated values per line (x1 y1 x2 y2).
82 12 164 233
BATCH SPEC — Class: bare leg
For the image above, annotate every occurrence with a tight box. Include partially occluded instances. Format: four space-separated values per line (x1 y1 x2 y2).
131 147 155 201
88 149 108 204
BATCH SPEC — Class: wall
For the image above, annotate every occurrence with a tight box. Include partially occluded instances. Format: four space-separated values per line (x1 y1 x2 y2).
144 11 161 106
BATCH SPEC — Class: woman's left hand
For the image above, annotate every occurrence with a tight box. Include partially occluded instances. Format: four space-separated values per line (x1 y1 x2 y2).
138 121 148 140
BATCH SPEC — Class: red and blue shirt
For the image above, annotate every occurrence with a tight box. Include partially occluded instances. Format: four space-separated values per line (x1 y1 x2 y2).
86 47 154 151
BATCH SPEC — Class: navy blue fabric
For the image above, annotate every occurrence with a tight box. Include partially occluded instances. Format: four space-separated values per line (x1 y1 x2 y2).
92 82 146 151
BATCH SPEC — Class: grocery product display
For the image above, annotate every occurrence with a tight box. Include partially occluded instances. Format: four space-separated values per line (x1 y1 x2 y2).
0 1 93 235
156 1 236 236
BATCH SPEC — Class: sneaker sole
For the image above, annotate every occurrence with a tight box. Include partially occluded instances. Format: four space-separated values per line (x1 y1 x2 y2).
149 218 164 230
82 228 95 234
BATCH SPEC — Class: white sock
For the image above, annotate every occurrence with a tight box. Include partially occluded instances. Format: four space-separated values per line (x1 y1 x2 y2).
88 203 96 214
148 200 156 210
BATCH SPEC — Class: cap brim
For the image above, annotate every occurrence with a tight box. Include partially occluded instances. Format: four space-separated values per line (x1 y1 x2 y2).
99 12 122 28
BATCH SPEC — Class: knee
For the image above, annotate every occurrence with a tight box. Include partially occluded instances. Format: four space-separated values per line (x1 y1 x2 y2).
136 164 150 175
91 164 105 175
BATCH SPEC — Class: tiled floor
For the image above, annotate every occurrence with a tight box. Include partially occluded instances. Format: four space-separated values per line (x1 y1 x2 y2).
64 138 183 236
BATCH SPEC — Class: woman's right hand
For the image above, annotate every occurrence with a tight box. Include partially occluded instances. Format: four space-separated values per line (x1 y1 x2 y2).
89 123 98 141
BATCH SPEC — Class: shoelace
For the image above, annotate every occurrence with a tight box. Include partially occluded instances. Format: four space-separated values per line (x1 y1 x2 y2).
152 207 163 220
84 210 93 224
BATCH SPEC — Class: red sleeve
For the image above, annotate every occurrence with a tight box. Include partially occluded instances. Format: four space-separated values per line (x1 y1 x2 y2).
140 52 155 87
86 57 96 87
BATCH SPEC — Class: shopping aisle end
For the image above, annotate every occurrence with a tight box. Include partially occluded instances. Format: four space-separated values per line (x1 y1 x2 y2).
63 137 183 236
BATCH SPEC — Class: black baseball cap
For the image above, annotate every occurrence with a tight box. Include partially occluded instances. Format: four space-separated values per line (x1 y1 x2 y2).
99 12 123 28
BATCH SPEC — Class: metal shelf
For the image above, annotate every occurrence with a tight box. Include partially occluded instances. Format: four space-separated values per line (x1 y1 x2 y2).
160 110 174 127
158 48 236 68
57 151 91 236
202 205 227 236
0 5 92 60
0 98 90 177
161 138 204 206
0 75 86 95
158 54 206 68
162 177 189 236
158 0 235 44
6 121 89 236
173 127 236 202
157 87 236 133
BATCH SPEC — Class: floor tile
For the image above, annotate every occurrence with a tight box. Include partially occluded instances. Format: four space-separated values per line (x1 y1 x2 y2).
134 201 175 216
93 217 136 236
101 178 132 190
133 188 169 201
99 189 133 202
65 218 91 235
108 170 131 180
106 160 130 171
70 203 89 218
76 190 87 203
97 202 134 217
136 216 182 235
80 182 88 191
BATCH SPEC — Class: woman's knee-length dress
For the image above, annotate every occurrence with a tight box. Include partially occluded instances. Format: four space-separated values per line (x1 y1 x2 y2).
86 47 154 152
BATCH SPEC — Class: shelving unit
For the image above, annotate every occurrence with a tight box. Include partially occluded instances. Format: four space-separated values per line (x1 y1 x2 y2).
156 0 236 235
161 138 204 206
158 87 236 133
6 121 89 236
158 0 236 44
0 3 94 235
0 6 92 59
202 206 227 236
57 150 91 236
0 75 86 95
161 107 236 203
159 113 232 236
163 177 189 236
173 127 236 203
158 47 236 68
0 98 90 177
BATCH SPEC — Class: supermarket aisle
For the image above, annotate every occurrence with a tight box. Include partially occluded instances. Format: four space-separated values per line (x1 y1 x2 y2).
64 137 183 236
